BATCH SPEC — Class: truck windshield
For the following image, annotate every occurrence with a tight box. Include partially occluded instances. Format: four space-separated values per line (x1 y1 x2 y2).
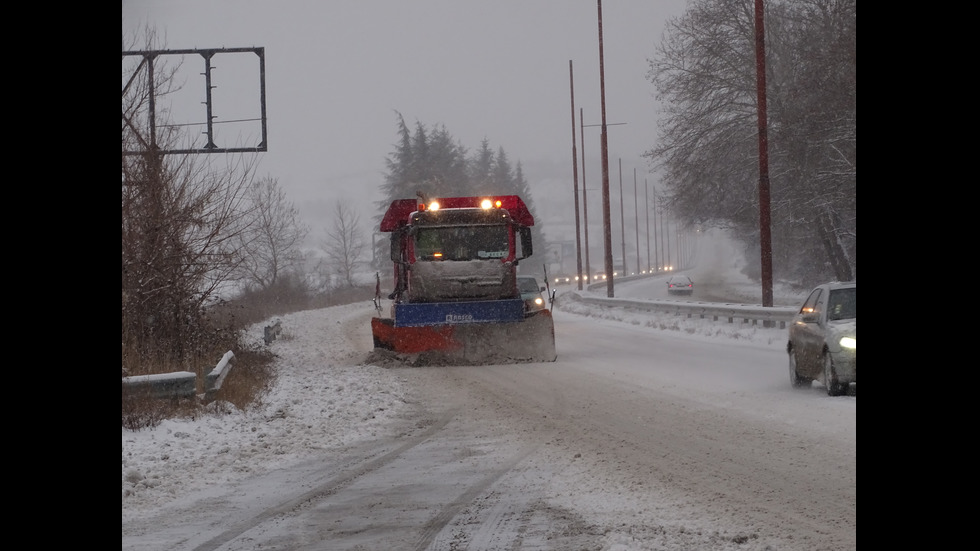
415 225 508 261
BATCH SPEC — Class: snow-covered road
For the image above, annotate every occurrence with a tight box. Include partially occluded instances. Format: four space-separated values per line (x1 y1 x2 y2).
123 261 854 550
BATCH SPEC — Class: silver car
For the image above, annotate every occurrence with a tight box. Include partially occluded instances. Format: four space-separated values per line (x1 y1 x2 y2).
787 281 856 396
666 274 694 295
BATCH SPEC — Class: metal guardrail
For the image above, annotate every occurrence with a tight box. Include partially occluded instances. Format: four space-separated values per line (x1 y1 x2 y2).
121 370 197 399
122 351 236 402
122 319 280 403
567 290 796 329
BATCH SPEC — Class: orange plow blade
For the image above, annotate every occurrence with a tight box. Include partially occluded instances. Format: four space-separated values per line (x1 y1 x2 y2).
370 318 461 354
371 310 556 364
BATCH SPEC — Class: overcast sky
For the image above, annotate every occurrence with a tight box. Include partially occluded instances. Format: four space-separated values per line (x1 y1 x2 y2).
121 0 690 243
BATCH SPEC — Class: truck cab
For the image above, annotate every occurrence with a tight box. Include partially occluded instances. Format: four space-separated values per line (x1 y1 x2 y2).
371 195 556 363
383 197 534 304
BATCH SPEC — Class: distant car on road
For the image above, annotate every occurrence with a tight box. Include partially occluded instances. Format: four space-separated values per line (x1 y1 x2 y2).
787 281 856 396
551 274 573 285
517 276 549 313
666 275 694 295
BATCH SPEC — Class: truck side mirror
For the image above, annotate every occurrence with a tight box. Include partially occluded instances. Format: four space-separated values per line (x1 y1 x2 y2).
389 231 402 262
518 227 533 259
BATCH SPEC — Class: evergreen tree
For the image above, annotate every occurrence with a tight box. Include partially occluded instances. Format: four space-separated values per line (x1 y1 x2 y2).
421 124 470 198
468 138 495 191
514 161 549 276
490 146 515 195
377 111 415 213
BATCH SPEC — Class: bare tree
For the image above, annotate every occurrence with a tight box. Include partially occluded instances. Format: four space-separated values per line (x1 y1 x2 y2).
122 27 258 369
122 151 258 359
320 201 365 288
236 177 310 291
645 0 855 284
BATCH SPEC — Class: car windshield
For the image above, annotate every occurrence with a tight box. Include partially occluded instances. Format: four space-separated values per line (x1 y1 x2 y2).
827 288 856 321
518 278 540 293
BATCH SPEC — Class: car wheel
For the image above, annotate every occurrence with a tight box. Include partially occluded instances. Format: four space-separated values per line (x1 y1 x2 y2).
788 350 810 388
823 352 846 396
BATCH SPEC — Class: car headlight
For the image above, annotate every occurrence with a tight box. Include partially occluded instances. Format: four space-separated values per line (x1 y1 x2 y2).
534 297 543 306
839 337 856 349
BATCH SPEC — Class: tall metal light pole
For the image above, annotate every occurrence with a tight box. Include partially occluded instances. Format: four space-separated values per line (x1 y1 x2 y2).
645 179 651 272
581 187 602 280
618 158 627 276
659 196 667 270
581 110 625 284
676 227 683 269
653 187 659 271
597 0 614 297
634 168 640 274
579 109 591 284
568 60 584 290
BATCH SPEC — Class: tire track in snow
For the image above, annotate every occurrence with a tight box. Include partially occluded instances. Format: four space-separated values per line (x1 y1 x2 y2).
190 405 461 551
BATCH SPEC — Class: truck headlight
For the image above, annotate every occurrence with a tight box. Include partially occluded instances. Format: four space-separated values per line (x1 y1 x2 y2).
839 337 856 349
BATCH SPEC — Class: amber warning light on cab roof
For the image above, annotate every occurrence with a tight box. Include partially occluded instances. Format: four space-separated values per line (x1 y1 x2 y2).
380 195 534 232
419 197 502 212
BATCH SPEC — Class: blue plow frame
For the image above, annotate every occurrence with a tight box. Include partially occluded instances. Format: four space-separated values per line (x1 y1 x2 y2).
393 299 525 328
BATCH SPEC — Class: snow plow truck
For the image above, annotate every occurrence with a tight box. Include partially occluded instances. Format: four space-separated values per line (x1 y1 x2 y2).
371 195 557 364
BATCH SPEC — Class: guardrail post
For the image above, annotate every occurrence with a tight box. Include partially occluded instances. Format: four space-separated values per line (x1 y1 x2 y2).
264 320 282 345
204 351 236 402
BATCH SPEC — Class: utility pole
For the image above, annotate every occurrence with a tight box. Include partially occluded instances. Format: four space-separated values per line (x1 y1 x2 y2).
568 60 584 291
597 0 615 297
755 0 774 308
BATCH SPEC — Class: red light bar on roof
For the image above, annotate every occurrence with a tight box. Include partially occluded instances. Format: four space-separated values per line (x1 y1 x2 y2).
378 195 535 232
